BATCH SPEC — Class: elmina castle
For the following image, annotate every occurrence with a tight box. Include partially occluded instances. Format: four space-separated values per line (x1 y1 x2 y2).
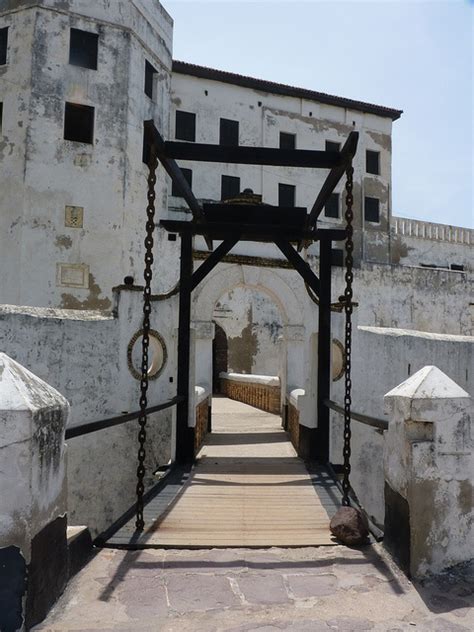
0 2 472 628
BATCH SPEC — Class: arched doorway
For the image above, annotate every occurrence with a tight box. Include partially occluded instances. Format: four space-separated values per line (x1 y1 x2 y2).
212 322 228 393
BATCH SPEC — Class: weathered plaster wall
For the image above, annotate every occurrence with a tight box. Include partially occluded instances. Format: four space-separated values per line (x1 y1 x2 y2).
213 286 283 375
330 325 473 528
391 217 473 272
0 0 176 308
0 288 179 536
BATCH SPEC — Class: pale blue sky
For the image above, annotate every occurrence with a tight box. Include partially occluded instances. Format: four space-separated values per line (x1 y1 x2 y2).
163 0 473 228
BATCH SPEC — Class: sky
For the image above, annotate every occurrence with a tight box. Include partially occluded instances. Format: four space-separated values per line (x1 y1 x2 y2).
163 0 473 228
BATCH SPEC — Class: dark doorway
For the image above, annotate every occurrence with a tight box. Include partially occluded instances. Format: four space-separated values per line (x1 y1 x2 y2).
212 322 228 393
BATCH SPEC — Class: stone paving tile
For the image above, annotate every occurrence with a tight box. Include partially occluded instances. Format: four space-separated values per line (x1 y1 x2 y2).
285 572 337 598
236 572 291 605
165 572 240 613
33 544 474 632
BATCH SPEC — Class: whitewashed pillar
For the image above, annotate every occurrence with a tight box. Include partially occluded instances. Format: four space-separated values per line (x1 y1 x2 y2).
0 353 69 630
383 365 473 577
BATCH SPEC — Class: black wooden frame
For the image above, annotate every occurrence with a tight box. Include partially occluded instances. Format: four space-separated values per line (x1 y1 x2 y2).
144 120 358 463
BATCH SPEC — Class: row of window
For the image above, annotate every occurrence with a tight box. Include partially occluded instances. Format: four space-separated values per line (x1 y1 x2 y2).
0 25 159 101
175 110 381 175
172 167 381 222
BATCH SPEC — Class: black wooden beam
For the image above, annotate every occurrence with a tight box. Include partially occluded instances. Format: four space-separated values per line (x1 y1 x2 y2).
316 236 332 462
161 220 315 243
144 120 212 250
307 131 359 229
191 237 239 291
175 232 195 464
165 142 343 169
274 240 320 297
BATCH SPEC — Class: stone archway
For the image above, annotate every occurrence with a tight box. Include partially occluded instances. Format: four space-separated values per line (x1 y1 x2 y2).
193 263 307 423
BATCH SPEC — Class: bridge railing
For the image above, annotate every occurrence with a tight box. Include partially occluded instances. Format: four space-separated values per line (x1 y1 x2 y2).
65 396 183 439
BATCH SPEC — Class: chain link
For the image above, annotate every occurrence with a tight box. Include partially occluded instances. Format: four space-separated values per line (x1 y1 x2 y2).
135 147 158 531
342 163 354 506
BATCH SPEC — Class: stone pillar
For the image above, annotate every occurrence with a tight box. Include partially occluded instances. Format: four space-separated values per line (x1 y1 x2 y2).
383 365 473 578
0 353 69 630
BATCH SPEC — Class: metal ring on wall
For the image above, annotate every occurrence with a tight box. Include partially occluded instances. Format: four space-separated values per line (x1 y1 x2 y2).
127 329 167 381
332 338 346 382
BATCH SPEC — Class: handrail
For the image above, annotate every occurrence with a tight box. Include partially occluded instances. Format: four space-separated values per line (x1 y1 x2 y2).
65 395 184 439
323 399 388 431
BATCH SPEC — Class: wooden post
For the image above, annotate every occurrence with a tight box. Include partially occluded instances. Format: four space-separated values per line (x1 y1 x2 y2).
176 232 194 463
316 236 332 461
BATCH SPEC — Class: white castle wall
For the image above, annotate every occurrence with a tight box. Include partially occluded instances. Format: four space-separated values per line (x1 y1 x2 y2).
0 0 177 308
0 288 179 536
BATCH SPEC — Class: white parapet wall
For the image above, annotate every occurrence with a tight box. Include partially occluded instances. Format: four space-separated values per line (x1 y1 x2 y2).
0 354 69 630
0 288 178 537
330 324 473 528
383 366 473 577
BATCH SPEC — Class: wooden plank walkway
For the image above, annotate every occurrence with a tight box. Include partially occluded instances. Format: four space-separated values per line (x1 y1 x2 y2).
104 397 341 548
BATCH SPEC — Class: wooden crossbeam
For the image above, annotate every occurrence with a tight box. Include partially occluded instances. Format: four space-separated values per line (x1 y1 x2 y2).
165 142 343 169
144 120 212 250
275 240 320 297
191 237 239 291
307 131 359 229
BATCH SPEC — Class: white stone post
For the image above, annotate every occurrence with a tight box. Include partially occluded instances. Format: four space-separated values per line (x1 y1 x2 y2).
0 354 69 630
383 365 473 578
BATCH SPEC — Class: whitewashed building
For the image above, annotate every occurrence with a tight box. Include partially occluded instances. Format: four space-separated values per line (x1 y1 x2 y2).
0 0 472 549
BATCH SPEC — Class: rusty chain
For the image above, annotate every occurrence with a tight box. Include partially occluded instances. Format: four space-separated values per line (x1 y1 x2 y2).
342 163 354 506
135 146 158 531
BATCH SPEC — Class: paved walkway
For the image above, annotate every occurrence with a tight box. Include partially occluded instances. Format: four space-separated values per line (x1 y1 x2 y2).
35 398 473 630
35 544 473 631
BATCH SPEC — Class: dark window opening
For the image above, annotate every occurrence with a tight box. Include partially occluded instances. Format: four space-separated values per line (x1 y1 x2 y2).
144 60 157 99
364 196 380 223
366 150 380 175
142 126 151 164
69 28 98 70
278 183 295 207
420 263 449 270
324 192 339 219
0 27 8 65
325 140 340 153
172 168 192 196
175 110 195 141
450 264 464 271
331 248 344 267
219 118 239 146
0 103 3 134
64 102 94 144
280 132 296 150
221 175 240 200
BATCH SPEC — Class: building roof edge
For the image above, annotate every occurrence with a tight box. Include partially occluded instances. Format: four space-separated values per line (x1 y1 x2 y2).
172 60 403 121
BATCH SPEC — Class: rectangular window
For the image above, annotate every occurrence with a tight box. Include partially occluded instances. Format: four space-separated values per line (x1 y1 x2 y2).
0 102 3 134
219 118 239 146
175 110 196 141
221 175 240 200
0 27 8 65
324 192 339 219
364 196 380 223
144 60 157 99
331 248 344 267
325 140 340 153
142 127 151 164
278 183 295 207
172 168 192 196
69 28 98 70
280 132 296 150
366 150 380 175
64 102 94 144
